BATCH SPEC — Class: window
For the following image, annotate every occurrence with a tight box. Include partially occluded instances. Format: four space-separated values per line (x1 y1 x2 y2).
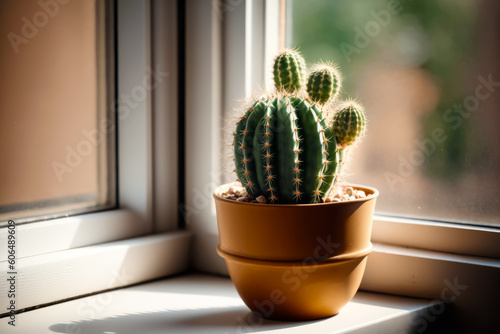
287 0 500 227
0 0 115 225
184 1 499 331
185 0 499 270
0 1 497 331
0 0 188 313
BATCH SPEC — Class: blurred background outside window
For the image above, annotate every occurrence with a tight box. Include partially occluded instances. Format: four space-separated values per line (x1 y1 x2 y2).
287 0 500 227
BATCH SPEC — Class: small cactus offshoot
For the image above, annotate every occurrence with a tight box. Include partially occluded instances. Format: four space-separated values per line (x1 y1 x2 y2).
233 50 366 204
306 63 342 105
273 49 306 93
333 101 367 148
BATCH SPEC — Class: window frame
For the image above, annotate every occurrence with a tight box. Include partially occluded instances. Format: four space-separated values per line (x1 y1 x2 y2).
372 215 500 258
0 0 190 313
1 0 498 329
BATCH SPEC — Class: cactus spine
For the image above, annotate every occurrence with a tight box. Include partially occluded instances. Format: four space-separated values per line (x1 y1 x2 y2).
234 50 366 204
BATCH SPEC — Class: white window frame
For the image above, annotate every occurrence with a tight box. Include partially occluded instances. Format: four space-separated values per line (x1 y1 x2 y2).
0 0 191 313
185 0 283 274
1 0 498 331
185 0 500 331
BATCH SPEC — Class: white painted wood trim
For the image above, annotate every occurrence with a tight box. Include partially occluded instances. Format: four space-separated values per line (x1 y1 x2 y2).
117 0 154 227
0 231 192 314
372 215 500 259
185 0 223 273
151 0 179 232
0 209 149 262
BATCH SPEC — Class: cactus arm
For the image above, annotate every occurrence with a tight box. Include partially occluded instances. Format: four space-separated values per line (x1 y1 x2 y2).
292 98 323 203
336 148 346 181
253 102 279 202
273 50 306 93
306 64 341 105
333 102 367 148
275 97 301 203
312 105 339 200
306 70 332 104
318 134 339 195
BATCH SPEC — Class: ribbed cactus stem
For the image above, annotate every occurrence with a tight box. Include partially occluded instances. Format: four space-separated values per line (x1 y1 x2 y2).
306 63 342 105
312 105 340 198
254 100 279 202
273 49 306 94
237 95 339 204
288 97 302 202
332 101 367 149
234 100 267 197
275 96 302 202
291 100 339 202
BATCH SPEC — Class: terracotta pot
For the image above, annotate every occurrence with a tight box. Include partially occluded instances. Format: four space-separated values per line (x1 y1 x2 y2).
213 183 379 320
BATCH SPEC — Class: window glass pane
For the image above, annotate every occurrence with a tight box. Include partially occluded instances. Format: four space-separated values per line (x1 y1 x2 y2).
288 0 500 227
0 0 115 225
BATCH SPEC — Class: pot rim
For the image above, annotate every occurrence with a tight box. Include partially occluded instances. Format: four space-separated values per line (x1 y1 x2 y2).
213 183 379 207
217 244 373 267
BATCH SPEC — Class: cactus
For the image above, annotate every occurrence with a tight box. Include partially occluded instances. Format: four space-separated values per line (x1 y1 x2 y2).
306 63 342 105
332 101 367 148
233 50 366 204
273 49 306 93
331 101 367 178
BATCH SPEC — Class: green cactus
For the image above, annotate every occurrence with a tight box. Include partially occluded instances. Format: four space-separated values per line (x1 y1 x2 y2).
306 63 342 105
234 96 338 203
331 101 367 177
234 50 366 204
332 101 367 148
273 49 306 93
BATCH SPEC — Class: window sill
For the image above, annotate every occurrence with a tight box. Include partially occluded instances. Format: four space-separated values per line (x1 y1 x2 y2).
1 273 443 334
0 231 192 313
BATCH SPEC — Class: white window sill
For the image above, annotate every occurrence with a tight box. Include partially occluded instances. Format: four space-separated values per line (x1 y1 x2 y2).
0 231 193 312
1 274 443 334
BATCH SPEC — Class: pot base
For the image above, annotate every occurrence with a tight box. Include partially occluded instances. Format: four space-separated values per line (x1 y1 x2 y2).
217 246 370 321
